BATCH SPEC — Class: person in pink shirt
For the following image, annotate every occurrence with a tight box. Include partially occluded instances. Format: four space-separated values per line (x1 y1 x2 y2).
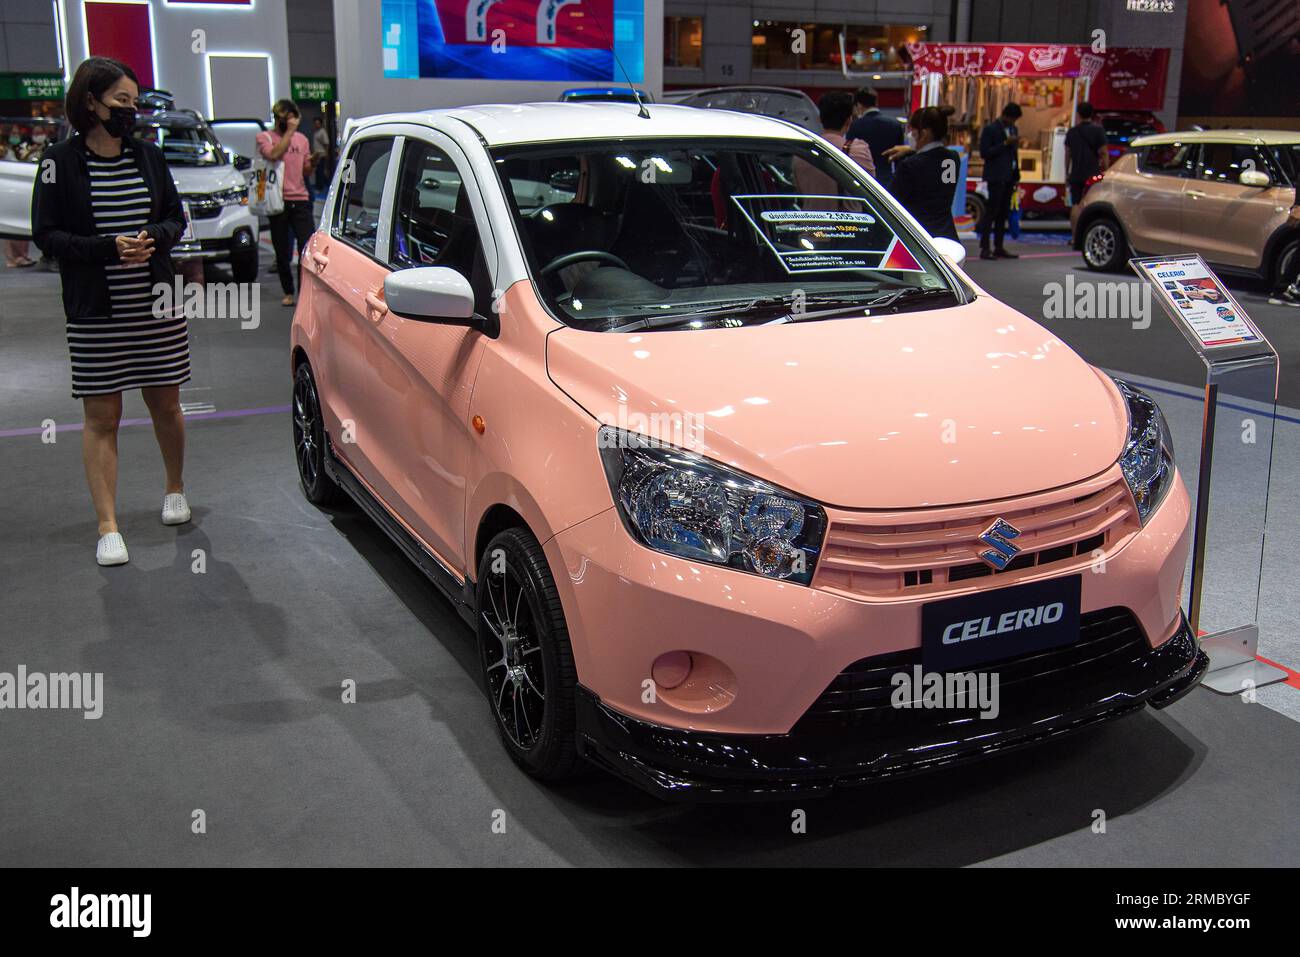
795 91 876 210
256 99 316 305
818 91 876 178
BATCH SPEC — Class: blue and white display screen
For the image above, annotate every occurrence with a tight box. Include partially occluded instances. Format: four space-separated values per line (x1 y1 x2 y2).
381 0 644 82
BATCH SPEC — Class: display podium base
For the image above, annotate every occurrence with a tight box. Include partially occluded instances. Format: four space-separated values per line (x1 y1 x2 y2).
1199 624 1289 694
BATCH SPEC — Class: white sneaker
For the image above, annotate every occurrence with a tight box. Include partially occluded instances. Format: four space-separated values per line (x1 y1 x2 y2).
162 492 191 526
96 532 129 566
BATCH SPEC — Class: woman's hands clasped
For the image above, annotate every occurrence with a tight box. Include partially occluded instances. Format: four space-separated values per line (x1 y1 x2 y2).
115 230 155 265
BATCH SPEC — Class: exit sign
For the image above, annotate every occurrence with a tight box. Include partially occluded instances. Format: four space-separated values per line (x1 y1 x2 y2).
291 77 336 103
0 73 65 100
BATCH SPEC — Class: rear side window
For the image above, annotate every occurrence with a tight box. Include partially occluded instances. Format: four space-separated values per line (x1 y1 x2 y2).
1196 143 1272 184
1138 143 1195 177
332 137 394 254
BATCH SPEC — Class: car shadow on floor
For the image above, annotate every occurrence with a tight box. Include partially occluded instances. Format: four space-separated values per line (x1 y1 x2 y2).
326 501 1207 867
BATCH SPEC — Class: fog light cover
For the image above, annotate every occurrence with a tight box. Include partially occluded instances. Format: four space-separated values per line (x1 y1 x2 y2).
598 427 825 583
1111 377 1175 523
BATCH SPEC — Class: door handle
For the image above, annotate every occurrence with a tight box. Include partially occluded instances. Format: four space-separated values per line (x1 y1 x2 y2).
1187 189 1207 198
364 289 388 319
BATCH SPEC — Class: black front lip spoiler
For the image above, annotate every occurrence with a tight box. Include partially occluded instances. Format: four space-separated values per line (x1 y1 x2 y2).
575 615 1208 803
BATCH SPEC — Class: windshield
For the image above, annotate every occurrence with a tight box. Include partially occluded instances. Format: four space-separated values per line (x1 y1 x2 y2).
134 117 226 167
492 137 965 332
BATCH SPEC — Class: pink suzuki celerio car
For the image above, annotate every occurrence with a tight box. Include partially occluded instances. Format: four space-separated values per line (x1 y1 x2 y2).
290 102 1206 800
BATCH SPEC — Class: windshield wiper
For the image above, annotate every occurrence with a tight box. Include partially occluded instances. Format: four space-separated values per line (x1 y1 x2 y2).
603 287 956 333
605 296 792 333
773 287 957 324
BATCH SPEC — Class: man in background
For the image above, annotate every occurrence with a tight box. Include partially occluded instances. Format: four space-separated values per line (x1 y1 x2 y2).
1065 101 1109 204
976 102 1022 260
311 117 331 194
847 87 904 189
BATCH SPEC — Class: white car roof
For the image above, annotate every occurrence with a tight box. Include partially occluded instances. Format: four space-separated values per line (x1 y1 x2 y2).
348 101 811 147
1133 129 1300 148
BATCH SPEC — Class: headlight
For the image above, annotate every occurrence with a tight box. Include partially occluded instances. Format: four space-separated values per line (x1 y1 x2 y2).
1111 377 1175 523
598 427 826 584
213 187 246 207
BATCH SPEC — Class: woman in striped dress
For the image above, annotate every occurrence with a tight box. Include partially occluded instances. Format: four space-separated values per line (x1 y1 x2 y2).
31 58 191 566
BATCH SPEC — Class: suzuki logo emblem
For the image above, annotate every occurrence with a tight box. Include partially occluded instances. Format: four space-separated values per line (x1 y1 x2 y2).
978 518 1022 570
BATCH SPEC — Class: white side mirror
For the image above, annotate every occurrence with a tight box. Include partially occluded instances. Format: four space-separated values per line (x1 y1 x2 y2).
384 266 476 322
1239 169 1270 188
931 236 967 265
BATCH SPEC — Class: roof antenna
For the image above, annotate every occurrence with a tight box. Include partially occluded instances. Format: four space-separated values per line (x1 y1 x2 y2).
587 7 649 118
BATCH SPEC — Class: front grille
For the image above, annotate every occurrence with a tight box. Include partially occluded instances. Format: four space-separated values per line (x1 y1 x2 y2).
813 473 1138 599
794 607 1146 733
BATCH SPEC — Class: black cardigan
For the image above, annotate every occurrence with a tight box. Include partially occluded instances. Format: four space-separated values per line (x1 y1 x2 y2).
30 133 185 320
889 145 961 242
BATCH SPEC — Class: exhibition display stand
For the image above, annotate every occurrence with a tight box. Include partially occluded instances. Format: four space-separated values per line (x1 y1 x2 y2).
1131 254 1287 694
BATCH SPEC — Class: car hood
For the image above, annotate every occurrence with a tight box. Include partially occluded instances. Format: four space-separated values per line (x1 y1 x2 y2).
546 299 1128 509
169 165 243 194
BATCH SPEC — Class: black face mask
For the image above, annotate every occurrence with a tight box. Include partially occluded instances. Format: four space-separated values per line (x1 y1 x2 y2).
99 102 136 138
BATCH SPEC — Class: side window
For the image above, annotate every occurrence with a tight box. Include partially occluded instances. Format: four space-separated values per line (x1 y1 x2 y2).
389 142 463 267
1197 143 1270 184
389 140 493 315
332 137 394 254
1270 145 1299 186
1138 143 1195 177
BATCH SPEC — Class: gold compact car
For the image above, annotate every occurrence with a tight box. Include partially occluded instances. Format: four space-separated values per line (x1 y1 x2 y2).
1072 130 1299 281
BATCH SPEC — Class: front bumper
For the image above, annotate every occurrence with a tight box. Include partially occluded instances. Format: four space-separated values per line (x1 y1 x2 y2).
172 204 258 261
575 610 1206 801
546 468 1192 737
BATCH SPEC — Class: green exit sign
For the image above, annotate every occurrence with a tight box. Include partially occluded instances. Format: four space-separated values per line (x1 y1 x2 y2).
290 76 336 103
0 73 65 100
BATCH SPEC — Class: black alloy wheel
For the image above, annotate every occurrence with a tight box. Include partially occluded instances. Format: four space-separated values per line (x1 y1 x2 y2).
476 528 579 779
293 362 345 507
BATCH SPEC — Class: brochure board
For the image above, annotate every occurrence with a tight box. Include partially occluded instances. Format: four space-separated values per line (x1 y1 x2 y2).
1130 254 1272 367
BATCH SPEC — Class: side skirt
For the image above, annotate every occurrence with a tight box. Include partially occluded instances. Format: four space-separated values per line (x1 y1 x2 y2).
322 438 477 627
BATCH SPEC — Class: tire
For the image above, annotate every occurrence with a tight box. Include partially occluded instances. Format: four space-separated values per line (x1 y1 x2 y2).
292 362 346 507
965 192 986 224
230 248 258 283
476 527 579 781
1272 236 1299 288
1081 217 1126 272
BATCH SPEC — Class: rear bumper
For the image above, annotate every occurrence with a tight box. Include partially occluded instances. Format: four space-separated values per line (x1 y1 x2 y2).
575 611 1206 802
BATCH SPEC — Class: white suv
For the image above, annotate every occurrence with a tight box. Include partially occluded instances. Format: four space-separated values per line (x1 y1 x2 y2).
135 108 260 281
0 109 259 281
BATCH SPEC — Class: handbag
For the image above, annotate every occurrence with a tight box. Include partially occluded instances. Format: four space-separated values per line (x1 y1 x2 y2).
248 143 284 217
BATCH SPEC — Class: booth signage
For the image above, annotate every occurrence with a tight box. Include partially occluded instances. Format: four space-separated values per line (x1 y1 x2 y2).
903 43 1169 110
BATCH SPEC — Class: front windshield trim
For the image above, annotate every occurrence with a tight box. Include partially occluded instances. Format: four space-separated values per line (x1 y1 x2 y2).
489 135 972 333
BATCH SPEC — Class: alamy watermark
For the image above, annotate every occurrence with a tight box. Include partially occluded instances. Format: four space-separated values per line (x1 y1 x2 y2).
152 277 260 329
50 887 150 937
891 667 1001 720
596 403 706 450
1042 275 1150 329
0 666 103 719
